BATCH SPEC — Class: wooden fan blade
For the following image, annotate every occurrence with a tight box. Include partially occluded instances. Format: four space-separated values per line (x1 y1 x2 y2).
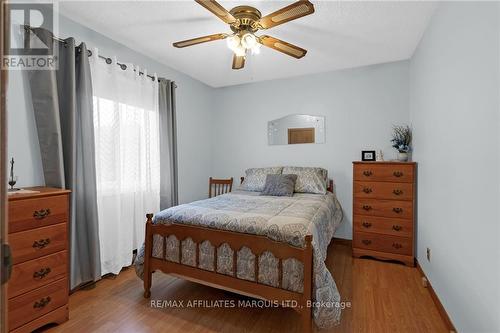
258 0 314 29
232 54 245 70
259 35 307 59
195 0 236 24
173 33 226 48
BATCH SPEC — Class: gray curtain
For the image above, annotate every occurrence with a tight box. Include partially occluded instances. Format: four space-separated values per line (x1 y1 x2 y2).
27 28 101 289
158 79 178 209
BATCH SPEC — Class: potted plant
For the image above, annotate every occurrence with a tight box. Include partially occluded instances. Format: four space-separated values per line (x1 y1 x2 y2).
391 125 412 161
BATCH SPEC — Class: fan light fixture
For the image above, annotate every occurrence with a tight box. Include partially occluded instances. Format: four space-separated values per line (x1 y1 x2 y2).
226 32 261 56
173 0 315 70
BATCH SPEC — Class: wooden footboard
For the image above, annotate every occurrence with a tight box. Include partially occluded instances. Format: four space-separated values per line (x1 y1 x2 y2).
142 214 313 333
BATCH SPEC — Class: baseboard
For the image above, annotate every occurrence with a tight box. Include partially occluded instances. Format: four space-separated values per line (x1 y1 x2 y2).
332 237 352 247
416 261 457 333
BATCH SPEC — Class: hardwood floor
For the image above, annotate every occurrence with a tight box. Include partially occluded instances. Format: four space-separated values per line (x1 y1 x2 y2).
41 242 447 333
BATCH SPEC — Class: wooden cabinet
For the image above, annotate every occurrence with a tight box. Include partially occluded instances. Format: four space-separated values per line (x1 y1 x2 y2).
352 162 416 266
7 187 70 332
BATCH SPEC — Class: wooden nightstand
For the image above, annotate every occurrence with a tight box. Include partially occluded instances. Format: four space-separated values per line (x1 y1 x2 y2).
352 162 416 266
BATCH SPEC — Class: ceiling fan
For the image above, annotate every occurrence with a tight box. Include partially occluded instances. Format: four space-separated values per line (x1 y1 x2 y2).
173 0 315 70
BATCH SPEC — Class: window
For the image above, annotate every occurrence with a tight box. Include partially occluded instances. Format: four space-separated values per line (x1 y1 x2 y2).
90 51 160 275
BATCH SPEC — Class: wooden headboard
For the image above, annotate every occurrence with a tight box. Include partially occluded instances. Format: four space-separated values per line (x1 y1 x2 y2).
327 179 334 193
240 177 334 193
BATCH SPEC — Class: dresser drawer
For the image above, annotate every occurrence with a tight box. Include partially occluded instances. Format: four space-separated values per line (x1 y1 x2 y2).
10 224 67 264
8 278 68 331
354 181 413 201
8 195 69 233
354 163 414 183
8 251 67 298
354 232 412 256
353 199 413 219
353 215 413 237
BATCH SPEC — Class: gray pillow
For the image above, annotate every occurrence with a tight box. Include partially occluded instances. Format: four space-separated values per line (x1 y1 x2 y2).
260 174 298 197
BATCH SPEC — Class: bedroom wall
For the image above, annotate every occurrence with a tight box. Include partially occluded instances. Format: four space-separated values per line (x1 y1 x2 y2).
211 61 410 239
7 13 215 203
409 2 500 332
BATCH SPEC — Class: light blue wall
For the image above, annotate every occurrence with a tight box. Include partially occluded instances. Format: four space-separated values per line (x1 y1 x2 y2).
211 61 411 240
7 64 44 187
410 2 500 331
7 13 215 203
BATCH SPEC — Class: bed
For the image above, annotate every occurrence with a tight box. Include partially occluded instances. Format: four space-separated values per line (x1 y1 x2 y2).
134 176 343 332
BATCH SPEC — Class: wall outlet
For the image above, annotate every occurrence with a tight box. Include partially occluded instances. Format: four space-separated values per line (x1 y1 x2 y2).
426 247 431 261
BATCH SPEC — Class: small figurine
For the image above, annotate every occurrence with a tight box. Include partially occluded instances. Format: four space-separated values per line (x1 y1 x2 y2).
376 150 384 161
8 157 19 191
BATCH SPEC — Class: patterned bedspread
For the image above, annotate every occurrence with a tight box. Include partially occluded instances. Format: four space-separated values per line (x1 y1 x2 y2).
134 190 343 328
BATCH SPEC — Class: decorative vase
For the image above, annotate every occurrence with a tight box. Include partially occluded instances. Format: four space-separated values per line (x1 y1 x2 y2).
398 152 409 162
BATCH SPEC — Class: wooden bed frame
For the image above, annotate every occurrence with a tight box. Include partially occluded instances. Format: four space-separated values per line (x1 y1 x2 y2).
142 179 334 333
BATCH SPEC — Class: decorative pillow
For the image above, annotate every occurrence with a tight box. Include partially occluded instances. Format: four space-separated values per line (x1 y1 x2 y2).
260 174 298 197
241 167 283 192
282 166 328 194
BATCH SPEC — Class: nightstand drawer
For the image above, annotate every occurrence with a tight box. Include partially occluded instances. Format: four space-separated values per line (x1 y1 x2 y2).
354 181 413 200
353 215 413 237
8 251 67 298
8 194 69 233
354 232 412 255
10 223 67 264
353 199 413 219
354 163 414 183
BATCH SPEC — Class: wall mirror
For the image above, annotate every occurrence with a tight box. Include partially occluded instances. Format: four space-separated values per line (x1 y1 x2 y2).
268 114 325 145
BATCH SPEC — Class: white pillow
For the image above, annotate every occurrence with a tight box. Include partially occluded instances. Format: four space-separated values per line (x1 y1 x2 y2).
282 166 328 194
241 167 283 192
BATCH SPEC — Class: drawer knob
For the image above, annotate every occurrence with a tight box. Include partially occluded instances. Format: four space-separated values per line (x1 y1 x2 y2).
33 208 51 220
362 187 373 194
392 189 403 196
32 238 51 249
393 171 404 177
362 205 372 211
33 296 51 309
392 225 402 231
362 222 372 228
33 267 52 279
392 243 403 249
392 207 403 214
362 170 373 177
362 239 372 245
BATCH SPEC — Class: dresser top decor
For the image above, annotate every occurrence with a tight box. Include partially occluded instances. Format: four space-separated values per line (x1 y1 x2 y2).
353 161 417 164
7 187 70 200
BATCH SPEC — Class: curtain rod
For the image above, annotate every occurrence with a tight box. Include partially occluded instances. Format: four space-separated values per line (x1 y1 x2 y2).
89 50 158 82
24 25 177 87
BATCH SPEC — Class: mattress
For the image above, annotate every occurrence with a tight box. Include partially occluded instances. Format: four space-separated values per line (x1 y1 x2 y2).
134 190 343 328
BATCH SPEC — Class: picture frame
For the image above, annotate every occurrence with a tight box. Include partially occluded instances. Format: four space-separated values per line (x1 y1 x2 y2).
361 150 376 161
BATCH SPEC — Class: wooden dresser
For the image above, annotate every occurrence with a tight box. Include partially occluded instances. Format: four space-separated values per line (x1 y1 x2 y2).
352 162 416 266
7 187 70 332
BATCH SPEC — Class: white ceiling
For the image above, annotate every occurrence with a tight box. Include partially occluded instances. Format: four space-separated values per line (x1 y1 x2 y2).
58 1 437 88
